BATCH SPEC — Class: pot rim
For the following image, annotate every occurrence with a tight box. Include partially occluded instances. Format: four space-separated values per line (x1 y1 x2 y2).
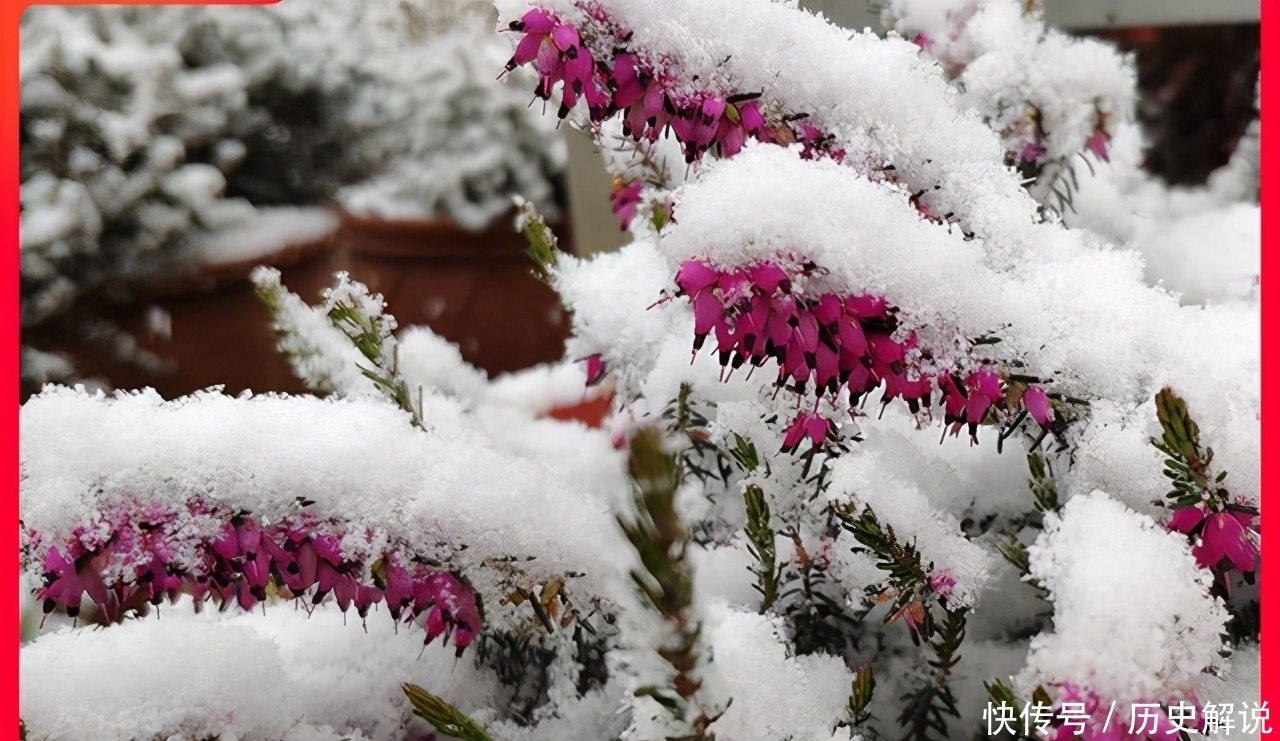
337 206 543 260
141 230 339 299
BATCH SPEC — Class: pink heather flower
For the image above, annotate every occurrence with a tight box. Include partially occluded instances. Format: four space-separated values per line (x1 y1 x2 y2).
505 9 608 116
938 367 1005 443
928 570 956 598
668 258 1048 452
609 180 644 228
503 10 802 165
1168 505 1258 572
31 502 483 653
1022 386 1053 428
780 412 835 454
584 353 607 386
1020 140 1048 164
39 547 88 619
1085 128 1111 162
911 32 934 51
671 258 946 448
1045 685 1188 741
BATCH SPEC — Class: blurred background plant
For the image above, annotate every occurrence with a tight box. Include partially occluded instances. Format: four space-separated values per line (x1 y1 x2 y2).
19 0 568 398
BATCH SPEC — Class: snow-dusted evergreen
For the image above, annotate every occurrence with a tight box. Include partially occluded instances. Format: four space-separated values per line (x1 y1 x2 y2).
18 5 362 326
880 0 1136 214
20 1 1260 740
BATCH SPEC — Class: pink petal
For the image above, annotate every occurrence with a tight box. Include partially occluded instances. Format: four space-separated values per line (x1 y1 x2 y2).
518 8 556 34
804 414 832 447
510 33 544 67
1168 506 1207 534
550 24 580 52
676 260 719 295
1022 386 1052 427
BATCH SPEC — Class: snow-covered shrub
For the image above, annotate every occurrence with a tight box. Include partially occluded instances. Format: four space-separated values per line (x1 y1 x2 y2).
328 0 568 230
875 0 1259 307
878 0 1135 215
18 6 365 328
20 0 567 393
1063 94 1260 307
20 1 1260 740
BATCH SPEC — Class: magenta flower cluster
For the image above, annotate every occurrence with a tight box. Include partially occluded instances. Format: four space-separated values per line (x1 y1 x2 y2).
31 500 482 654
671 257 1054 452
1042 685 1198 741
502 7 856 168
1168 504 1259 575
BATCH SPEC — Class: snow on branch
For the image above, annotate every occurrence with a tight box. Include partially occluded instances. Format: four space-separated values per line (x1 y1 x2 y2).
1019 492 1229 718
882 0 1136 212
20 387 634 635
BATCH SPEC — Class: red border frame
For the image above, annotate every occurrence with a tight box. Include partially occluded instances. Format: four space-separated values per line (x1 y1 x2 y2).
1259 0 1276 730
2 1 1274 738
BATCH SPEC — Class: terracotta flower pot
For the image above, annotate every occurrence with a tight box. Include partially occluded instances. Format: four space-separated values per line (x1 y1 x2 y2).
334 208 573 377
23 218 345 400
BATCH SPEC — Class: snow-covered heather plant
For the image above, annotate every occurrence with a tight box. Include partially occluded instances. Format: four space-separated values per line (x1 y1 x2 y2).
1062 106 1260 308
20 1 1260 740
878 2 1259 308
878 0 1136 215
20 6 251 328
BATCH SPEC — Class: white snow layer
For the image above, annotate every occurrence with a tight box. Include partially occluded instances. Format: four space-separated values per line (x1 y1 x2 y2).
192 208 340 267
21 599 504 741
1019 492 1228 703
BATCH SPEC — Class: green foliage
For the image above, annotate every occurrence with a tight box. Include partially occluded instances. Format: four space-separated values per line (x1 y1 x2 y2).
472 630 557 725
253 271 339 396
832 502 973 741
995 538 1050 601
836 504 932 637
516 196 561 286
620 428 692 622
618 428 720 739
898 681 958 741
1026 451 1060 514
402 683 496 741
1150 387 1228 509
742 485 782 612
847 665 877 727
255 269 423 427
324 298 422 428
927 606 967 677
662 384 735 488
729 433 761 472
982 680 1041 740
651 204 671 231
896 606 969 741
